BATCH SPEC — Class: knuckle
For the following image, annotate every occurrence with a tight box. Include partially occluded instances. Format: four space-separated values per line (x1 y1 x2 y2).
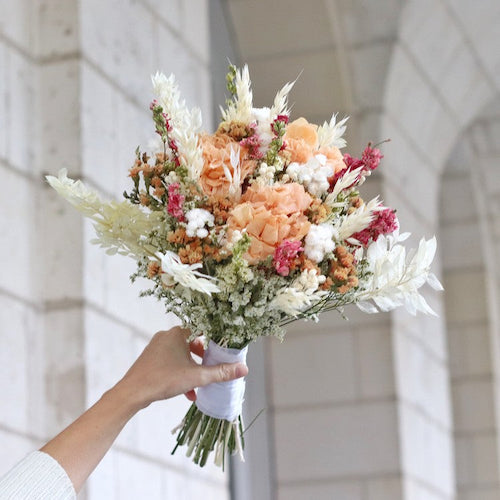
218 364 231 381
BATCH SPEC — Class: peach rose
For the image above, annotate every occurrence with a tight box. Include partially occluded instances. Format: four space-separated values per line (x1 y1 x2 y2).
318 145 347 175
242 183 312 215
227 183 312 264
284 117 318 164
199 134 256 198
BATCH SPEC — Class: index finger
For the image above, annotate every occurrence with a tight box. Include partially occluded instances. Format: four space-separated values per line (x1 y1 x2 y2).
189 337 205 359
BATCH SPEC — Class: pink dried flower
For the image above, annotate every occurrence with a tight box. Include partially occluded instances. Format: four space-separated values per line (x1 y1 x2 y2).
342 153 364 171
240 132 264 159
361 144 383 171
275 114 289 125
273 240 303 276
352 208 398 246
342 143 383 173
330 143 384 193
167 183 185 220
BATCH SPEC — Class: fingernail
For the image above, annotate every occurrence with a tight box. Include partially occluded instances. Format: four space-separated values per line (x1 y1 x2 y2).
235 364 248 378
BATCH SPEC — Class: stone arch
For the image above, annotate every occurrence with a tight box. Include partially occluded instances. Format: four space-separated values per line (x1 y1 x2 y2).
441 98 500 499
379 0 500 498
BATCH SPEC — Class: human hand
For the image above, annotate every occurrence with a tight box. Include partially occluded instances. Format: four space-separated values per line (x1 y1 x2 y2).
114 327 249 411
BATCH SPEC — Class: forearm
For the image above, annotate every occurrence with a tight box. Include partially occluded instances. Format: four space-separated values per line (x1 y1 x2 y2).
40 381 142 493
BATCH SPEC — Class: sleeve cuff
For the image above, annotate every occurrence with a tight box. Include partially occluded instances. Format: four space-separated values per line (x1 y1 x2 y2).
0 450 76 499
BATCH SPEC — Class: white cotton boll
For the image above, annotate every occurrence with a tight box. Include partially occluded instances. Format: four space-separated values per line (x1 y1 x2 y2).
306 249 322 262
185 208 214 238
304 223 336 262
285 155 334 197
286 163 300 180
252 106 271 124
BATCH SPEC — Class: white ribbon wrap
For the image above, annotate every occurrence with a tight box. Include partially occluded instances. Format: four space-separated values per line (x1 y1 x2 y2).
195 340 248 422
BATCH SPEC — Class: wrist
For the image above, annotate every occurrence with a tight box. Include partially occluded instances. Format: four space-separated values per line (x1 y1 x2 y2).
102 380 145 419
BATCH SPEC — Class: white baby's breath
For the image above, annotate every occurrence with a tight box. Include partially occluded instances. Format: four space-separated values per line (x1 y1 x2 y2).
252 162 273 186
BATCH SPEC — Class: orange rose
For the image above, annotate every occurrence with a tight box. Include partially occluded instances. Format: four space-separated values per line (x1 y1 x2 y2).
199 134 256 198
284 117 318 164
227 183 312 263
318 145 347 175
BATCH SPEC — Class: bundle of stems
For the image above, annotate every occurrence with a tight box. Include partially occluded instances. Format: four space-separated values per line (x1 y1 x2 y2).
172 403 245 469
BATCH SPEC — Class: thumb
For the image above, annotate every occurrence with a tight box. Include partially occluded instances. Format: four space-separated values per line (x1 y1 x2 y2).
199 362 248 386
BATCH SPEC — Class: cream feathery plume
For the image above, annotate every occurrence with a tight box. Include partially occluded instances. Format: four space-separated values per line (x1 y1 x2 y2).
270 80 295 118
46 169 161 259
317 113 349 149
324 166 364 207
220 65 253 124
222 145 242 199
151 72 203 181
336 197 381 241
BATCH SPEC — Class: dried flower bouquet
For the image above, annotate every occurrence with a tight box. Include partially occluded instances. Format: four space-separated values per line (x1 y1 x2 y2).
47 65 442 468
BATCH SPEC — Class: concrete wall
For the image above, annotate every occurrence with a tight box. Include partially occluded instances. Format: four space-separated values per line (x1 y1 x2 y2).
0 1 227 498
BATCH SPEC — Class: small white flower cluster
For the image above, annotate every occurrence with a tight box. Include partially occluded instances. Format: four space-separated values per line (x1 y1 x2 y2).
295 268 327 292
271 269 327 317
254 162 276 185
304 223 337 262
185 208 214 238
286 154 333 196
225 229 245 250
165 171 180 184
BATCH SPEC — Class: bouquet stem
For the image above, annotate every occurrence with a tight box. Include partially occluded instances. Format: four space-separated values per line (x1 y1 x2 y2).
172 402 245 469
171 340 248 468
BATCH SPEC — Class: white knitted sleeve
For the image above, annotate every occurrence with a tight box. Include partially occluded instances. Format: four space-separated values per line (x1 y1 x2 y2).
0 451 76 500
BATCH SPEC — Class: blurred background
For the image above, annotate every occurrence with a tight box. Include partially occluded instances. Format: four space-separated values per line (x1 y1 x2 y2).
1 0 499 499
